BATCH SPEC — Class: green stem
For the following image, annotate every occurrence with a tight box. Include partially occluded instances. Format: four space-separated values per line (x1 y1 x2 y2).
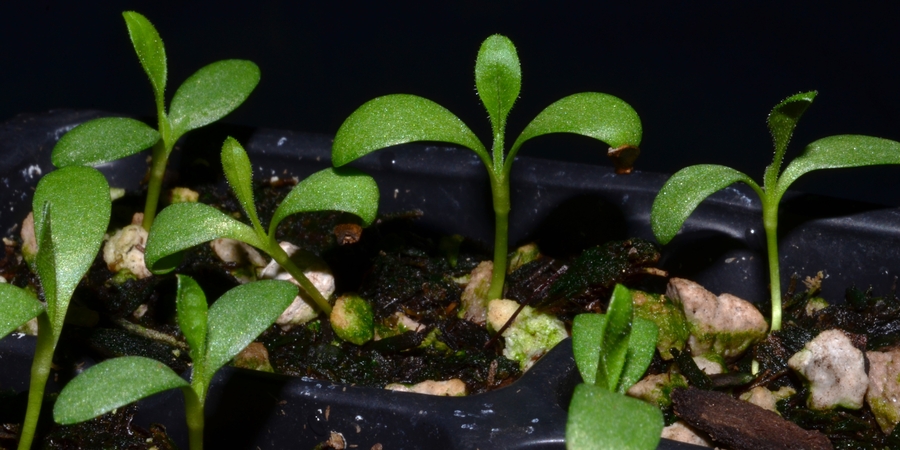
182 387 205 450
486 174 510 301
18 314 58 450
762 201 781 331
268 243 332 315
142 140 170 230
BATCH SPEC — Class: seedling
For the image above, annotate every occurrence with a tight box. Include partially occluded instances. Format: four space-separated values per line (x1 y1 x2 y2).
51 11 260 230
651 91 900 331
53 275 297 450
567 284 663 450
144 137 379 315
332 34 642 301
9 167 111 450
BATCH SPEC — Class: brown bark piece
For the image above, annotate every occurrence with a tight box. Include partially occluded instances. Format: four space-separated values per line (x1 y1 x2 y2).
671 387 832 450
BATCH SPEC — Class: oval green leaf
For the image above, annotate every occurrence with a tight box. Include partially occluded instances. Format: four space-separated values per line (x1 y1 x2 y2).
176 275 208 363
332 94 489 167
54 356 188 425
204 280 297 379
123 11 167 101
52 117 160 167
221 137 262 232
617 317 658 394
0 284 44 338
572 313 607 386
777 135 900 200
33 166 111 323
145 202 263 274
651 165 760 245
475 35 521 134
169 60 261 140
509 93 642 164
270 167 380 235
567 384 663 450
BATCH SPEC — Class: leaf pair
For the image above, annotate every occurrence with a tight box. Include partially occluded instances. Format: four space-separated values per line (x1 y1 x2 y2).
144 137 379 314
332 34 642 301
567 284 663 450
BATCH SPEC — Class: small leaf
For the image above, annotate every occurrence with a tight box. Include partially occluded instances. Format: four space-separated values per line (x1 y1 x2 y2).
617 317 658 394
651 165 761 245
596 284 633 392
572 313 607 385
221 137 262 232
204 280 297 381
777 135 900 200
54 356 188 425
51 117 160 167
270 167 380 235
145 202 264 274
332 94 489 167
33 203 58 323
510 93 642 162
33 167 111 325
169 60 261 140
0 284 44 338
475 35 521 135
767 91 816 172
566 384 663 450
123 11 167 102
176 275 208 364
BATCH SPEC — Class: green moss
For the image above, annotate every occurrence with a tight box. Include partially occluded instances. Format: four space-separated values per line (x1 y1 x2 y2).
632 291 689 359
869 397 900 435
330 294 375 345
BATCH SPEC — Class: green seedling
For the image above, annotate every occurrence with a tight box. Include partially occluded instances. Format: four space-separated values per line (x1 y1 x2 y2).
51 11 260 230
332 34 642 302
650 91 900 331
567 284 663 450
144 137 379 315
10 167 111 450
53 275 296 450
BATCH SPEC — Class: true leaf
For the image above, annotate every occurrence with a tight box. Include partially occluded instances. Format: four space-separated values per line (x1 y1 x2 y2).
331 94 489 166
617 317 658 394
33 203 58 323
145 202 264 274
51 117 160 167
53 356 188 425
0 284 44 338
123 11 166 104
203 280 297 381
651 165 761 245
567 383 663 450
176 275 208 364
767 91 816 174
221 137 263 233
475 35 521 135
510 93 642 160
168 60 260 140
596 284 633 392
32 166 111 326
777 135 900 200
269 167 380 235
572 313 607 386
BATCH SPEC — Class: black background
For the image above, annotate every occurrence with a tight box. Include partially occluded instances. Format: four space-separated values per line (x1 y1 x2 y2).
3 1 899 205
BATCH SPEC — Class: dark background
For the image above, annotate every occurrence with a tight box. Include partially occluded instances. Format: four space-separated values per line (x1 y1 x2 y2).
3 1 899 205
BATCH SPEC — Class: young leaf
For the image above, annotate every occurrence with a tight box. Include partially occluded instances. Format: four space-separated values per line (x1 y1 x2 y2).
51 117 160 167
203 280 297 379
510 93 642 161
176 275 208 364
168 60 261 140
475 35 521 135
33 203 59 323
572 313 607 385
332 94 489 166
651 165 761 245
617 317 658 394
767 91 816 173
567 383 663 450
596 284 633 392
32 166 111 323
221 137 263 233
777 135 900 200
53 356 188 425
269 167 380 236
0 285 44 338
123 11 167 103
145 202 265 274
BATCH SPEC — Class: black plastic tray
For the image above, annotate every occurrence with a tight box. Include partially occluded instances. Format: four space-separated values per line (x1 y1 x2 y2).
3 110 899 449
